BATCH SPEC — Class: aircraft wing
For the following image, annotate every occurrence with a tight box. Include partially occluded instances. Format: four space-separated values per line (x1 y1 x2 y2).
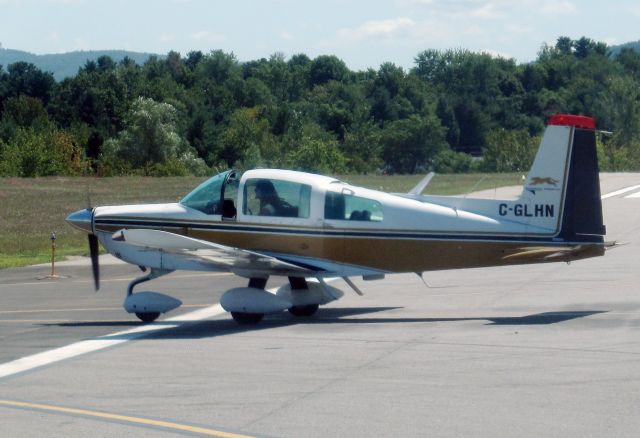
115 228 314 277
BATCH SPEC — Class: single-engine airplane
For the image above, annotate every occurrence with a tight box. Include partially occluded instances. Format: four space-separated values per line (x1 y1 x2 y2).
67 114 608 324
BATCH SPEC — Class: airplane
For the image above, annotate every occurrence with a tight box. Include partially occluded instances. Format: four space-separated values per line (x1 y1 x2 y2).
67 114 609 324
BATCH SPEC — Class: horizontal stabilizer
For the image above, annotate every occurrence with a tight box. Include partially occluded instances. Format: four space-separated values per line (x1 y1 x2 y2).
408 172 435 195
502 245 604 261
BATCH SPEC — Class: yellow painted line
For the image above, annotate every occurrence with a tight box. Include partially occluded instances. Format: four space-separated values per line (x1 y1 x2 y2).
0 399 254 438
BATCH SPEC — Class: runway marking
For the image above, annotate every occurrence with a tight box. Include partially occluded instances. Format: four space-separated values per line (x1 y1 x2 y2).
0 399 254 438
0 303 209 315
0 320 73 323
624 191 640 198
0 271 232 288
600 184 640 199
0 304 226 379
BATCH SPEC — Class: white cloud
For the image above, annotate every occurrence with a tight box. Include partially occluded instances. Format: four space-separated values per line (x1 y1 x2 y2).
190 31 226 43
400 0 434 5
541 0 576 15
506 23 533 35
463 25 484 36
71 37 89 51
629 4 640 17
469 2 505 20
337 17 415 41
47 31 61 43
159 33 175 43
280 31 294 40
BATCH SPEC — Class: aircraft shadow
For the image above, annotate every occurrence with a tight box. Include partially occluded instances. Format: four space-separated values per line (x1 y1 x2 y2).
72 308 606 341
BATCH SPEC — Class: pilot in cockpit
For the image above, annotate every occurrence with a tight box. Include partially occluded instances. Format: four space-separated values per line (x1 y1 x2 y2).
254 179 282 216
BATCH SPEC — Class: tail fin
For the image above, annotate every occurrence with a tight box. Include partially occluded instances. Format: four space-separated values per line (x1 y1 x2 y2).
521 114 604 242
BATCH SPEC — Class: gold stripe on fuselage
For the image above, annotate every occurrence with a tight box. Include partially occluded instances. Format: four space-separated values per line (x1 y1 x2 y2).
95 218 604 273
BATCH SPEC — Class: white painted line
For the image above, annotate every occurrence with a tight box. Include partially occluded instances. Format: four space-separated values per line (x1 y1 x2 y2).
601 184 640 199
0 303 208 315
0 304 225 379
624 191 640 198
0 272 232 289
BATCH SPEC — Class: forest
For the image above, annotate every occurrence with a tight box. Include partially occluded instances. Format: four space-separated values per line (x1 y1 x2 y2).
1 36 639 177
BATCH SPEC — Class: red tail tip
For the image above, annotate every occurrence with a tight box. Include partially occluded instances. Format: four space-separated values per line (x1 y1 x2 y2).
548 114 596 130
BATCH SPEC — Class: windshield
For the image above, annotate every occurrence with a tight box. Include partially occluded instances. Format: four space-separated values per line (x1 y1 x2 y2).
180 171 230 214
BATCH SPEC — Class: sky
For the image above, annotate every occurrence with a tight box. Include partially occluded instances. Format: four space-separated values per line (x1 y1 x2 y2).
0 0 638 70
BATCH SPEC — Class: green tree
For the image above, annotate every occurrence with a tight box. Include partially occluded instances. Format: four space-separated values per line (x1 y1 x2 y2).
341 117 382 173
0 95 51 140
6 62 56 106
219 106 278 168
0 127 85 176
481 129 537 172
432 149 475 173
309 55 349 87
101 97 205 174
381 114 447 173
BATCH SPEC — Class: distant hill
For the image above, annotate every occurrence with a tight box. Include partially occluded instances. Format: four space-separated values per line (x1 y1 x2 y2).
609 40 640 57
0 48 161 81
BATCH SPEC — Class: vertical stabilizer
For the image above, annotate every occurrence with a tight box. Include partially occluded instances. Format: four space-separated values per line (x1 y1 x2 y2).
519 114 604 242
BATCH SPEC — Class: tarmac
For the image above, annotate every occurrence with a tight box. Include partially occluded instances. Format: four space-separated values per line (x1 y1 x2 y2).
1 173 640 437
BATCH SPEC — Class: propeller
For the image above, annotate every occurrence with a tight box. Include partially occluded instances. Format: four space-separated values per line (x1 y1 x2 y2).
85 192 100 290
67 196 101 290
88 231 100 290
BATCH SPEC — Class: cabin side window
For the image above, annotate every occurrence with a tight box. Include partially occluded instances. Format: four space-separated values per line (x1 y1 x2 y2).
243 179 311 218
324 192 383 222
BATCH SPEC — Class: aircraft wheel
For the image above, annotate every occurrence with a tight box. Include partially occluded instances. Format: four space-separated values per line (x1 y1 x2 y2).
136 312 160 323
231 312 264 325
288 304 319 317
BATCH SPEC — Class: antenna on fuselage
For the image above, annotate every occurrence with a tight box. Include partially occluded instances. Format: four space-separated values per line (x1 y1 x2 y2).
453 174 489 213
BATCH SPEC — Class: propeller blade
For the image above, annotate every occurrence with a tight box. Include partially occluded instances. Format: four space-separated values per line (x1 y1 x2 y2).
88 233 100 290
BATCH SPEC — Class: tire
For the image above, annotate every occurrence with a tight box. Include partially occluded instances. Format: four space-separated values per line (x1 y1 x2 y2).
231 312 264 325
288 304 319 317
136 312 160 322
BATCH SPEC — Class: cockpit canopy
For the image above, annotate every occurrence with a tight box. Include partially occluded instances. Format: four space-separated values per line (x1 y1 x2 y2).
180 170 240 217
180 168 383 223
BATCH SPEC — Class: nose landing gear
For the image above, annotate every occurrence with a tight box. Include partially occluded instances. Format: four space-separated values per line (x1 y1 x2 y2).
123 268 181 323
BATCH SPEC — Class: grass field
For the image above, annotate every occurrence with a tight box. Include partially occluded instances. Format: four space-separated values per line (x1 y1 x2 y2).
0 173 522 269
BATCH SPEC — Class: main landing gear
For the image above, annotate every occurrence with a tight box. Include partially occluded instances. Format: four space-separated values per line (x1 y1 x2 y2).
286 277 319 317
230 311 264 325
229 277 268 325
228 276 320 324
